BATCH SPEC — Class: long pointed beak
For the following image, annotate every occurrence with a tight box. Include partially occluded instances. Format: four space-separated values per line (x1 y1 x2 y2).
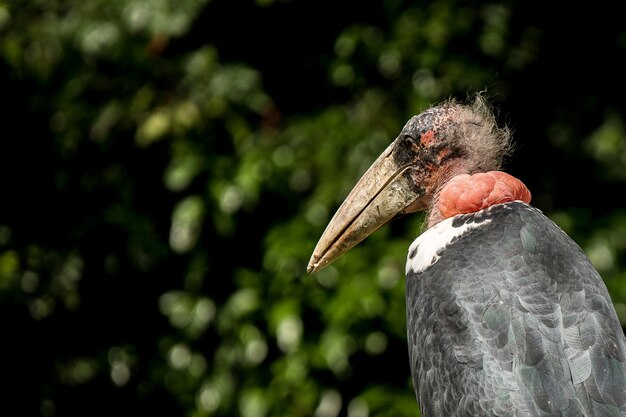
307 139 422 273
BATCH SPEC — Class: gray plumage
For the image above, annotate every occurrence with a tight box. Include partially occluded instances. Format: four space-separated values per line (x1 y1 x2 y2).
406 201 626 417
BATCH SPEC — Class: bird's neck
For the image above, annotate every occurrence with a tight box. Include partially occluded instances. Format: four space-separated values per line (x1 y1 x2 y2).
427 171 531 228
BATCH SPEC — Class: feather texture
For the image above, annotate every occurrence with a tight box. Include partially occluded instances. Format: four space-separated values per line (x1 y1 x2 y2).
406 201 626 417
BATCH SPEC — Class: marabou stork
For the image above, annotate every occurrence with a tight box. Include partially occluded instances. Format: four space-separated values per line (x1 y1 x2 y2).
307 98 626 416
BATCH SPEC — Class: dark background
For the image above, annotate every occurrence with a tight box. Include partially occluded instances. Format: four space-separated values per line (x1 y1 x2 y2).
2 1 626 416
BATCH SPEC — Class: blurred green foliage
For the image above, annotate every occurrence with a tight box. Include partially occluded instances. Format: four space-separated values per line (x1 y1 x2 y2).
2 0 626 416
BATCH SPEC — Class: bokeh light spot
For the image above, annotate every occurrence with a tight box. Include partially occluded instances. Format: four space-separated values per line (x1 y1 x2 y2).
315 390 342 417
198 384 222 413
348 397 369 417
168 344 192 370
277 315 303 353
364 332 388 355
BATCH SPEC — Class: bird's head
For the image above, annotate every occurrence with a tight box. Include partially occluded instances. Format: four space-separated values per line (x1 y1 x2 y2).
307 97 523 273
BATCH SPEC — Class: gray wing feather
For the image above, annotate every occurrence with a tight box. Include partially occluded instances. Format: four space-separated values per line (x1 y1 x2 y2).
406 202 626 417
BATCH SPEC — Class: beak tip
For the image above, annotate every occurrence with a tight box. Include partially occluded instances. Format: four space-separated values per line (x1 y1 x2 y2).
306 254 321 274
